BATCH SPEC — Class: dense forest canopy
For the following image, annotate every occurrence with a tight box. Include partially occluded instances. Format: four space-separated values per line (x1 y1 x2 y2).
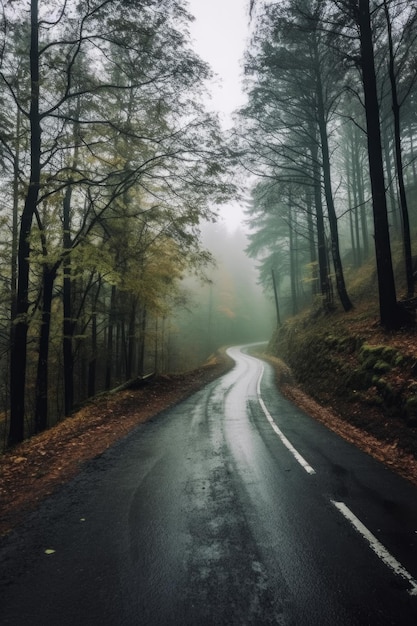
238 0 417 328
0 0 243 446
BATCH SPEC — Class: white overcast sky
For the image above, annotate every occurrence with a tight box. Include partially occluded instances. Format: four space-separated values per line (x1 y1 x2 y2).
186 0 251 230
187 0 250 127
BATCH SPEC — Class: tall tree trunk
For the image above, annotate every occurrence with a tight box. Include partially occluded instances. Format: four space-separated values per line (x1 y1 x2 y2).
126 298 136 380
346 139 359 267
384 0 413 298
87 278 101 398
352 139 364 264
88 310 97 398
310 136 332 308
348 209 356 267
11 107 21 325
288 199 298 315
9 0 41 445
105 285 117 390
357 163 369 260
34 266 56 433
62 104 81 415
138 307 147 375
357 0 399 328
10 107 21 435
63 185 74 416
271 268 281 327
117 319 123 380
382 122 399 233
154 317 159 372
408 119 417 187
305 186 318 297
314 49 352 312
352 126 370 258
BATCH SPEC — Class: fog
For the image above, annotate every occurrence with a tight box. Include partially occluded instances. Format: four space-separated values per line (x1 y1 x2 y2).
161 222 275 372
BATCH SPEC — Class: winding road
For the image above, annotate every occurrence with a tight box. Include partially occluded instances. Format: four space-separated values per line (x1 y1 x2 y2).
2 346 417 624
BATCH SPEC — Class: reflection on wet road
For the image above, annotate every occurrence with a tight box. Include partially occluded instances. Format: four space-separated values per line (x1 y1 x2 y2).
2 345 417 624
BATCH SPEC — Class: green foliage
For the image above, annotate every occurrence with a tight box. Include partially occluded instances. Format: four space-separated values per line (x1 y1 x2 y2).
359 344 401 371
0 0 236 440
240 0 417 327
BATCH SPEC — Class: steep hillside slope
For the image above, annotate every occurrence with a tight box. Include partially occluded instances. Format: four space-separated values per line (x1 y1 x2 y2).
269 261 417 463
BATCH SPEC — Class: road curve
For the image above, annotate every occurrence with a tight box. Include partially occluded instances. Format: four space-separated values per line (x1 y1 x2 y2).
1 346 417 624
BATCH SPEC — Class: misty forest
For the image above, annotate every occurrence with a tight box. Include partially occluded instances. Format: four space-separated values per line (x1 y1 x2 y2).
2 0 417 449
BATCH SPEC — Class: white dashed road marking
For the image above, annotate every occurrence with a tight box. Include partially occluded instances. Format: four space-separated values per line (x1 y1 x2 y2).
332 500 417 596
256 363 316 475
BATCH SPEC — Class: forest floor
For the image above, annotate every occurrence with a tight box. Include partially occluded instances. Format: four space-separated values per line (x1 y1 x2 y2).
2 337 417 537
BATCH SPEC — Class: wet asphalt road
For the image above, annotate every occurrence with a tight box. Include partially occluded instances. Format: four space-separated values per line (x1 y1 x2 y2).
2 346 417 625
